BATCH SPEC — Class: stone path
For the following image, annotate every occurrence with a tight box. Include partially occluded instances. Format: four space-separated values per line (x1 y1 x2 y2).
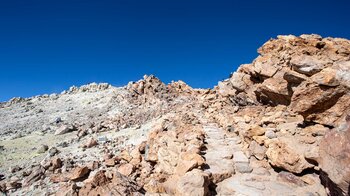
202 123 326 196
202 123 246 183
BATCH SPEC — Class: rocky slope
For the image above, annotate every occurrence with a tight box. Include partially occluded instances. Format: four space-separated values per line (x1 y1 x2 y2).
0 34 349 196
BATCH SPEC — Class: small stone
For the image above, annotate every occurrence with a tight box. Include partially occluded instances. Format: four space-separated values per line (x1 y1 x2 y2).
33 131 45 136
37 145 49 154
57 141 69 148
119 150 132 162
105 158 115 167
48 147 59 157
226 125 235 133
55 117 62 124
249 126 266 137
54 124 75 135
9 165 22 173
84 138 98 148
265 130 277 139
277 171 306 186
235 162 253 173
51 158 62 170
118 163 134 176
233 151 249 163
12 133 24 139
144 178 165 193
249 141 266 160
252 167 271 176
97 136 108 144
70 166 90 180
87 161 99 171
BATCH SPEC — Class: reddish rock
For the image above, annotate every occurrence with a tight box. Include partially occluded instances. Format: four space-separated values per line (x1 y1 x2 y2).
120 150 133 162
69 166 90 180
118 163 134 176
79 170 142 195
255 78 291 106
84 138 98 148
318 116 350 195
87 161 99 171
50 174 69 183
176 169 210 196
266 139 313 174
105 158 116 167
23 166 44 186
51 157 62 170
175 152 205 175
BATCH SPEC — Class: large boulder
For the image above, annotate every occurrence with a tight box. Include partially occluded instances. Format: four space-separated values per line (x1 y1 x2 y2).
266 139 313 174
290 82 350 126
176 169 210 196
318 116 350 196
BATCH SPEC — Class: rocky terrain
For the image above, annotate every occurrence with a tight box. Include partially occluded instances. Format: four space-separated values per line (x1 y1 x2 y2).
0 34 349 196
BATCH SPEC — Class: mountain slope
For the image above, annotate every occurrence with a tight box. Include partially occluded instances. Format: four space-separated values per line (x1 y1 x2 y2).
1 34 349 196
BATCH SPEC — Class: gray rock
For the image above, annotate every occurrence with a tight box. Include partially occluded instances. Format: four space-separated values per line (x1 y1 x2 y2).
233 151 249 163
265 130 277 139
235 162 253 173
9 165 22 173
249 141 267 160
57 141 69 148
11 133 24 140
48 147 59 157
290 55 327 76
98 136 108 144
37 145 49 154
55 117 62 124
252 167 271 176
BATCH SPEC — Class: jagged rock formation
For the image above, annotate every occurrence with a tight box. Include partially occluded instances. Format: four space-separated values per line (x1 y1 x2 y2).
0 34 349 196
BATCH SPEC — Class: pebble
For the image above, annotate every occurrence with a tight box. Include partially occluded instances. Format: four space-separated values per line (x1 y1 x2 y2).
37 145 49 154
48 147 59 157
265 130 277 139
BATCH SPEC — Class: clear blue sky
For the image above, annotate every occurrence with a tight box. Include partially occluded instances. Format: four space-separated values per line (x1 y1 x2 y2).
1 0 349 101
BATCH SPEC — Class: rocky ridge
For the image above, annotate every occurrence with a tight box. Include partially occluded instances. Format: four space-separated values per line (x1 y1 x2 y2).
0 34 349 196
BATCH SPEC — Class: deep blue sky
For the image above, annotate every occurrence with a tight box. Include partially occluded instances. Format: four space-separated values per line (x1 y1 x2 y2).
1 0 349 101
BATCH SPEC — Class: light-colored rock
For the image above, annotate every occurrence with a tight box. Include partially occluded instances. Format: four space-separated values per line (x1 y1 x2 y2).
54 124 75 135
248 125 266 138
84 138 98 148
290 80 349 126
266 140 313 174
249 141 267 160
37 144 48 154
229 72 253 92
175 152 205 175
265 129 277 139
290 55 327 76
311 68 340 86
118 163 134 176
255 78 291 105
176 169 209 196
